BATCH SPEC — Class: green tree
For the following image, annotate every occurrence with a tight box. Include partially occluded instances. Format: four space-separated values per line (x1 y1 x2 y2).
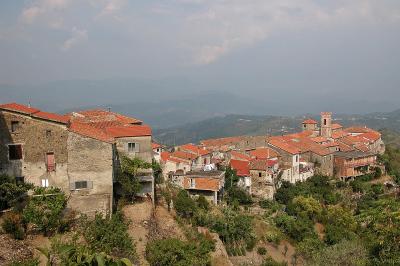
174 190 197 218
22 187 67 235
196 195 210 210
286 196 322 222
116 156 153 202
146 238 212 266
309 240 367 266
224 166 240 190
0 174 33 211
40 237 133 266
81 212 136 260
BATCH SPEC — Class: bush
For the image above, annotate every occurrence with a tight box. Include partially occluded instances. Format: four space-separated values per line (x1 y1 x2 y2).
257 246 267 255
226 187 252 205
22 187 67 235
8 258 40 266
0 175 33 211
262 257 287 266
174 190 197 218
2 212 25 240
196 195 210 210
146 238 212 266
81 212 136 259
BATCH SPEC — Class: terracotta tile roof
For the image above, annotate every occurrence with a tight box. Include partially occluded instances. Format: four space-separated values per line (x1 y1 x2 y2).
105 125 152 138
344 126 374 134
322 142 340 148
161 152 170 162
337 142 354 152
332 130 349 139
179 143 211 156
32 111 70 124
170 150 198 161
269 138 300 155
331 123 343 130
0 102 40 115
302 118 318 124
249 159 278 171
354 143 370 152
249 148 279 159
71 109 142 125
310 136 329 143
183 177 221 191
152 143 162 149
230 150 252 161
359 132 381 142
69 121 114 143
230 159 250 176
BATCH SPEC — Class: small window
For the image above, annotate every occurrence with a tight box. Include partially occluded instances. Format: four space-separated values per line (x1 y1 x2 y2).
127 142 138 152
190 178 195 188
46 130 52 137
41 179 49 188
324 119 327 126
8 144 23 160
75 181 88 189
11 121 19 132
259 172 262 177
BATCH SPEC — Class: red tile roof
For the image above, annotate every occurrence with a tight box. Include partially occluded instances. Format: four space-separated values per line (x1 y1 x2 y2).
230 150 251 161
359 132 381 142
105 125 152 138
269 138 301 155
152 143 162 149
170 150 198 161
179 143 211 156
71 109 142 125
302 118 318 124
161 152 170 162
249 159 278 171
183 177 221 191
331 123 343 130
32 111 70 124
310 136 328 143
69 121 114 143
332 130 349 139
0 102 40 115
249 148 279 159
344 126 373 134
230 159 250 176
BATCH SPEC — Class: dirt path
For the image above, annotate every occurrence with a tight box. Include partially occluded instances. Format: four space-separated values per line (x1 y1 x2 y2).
123 201 153 266
153 206 186 240
26 234 51 266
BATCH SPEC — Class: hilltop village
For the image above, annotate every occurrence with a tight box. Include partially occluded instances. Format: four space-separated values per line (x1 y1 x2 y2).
159 112 385 202
0 102 396 265
0 103 385 212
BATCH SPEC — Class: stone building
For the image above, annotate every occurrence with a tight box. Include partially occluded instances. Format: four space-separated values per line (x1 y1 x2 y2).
182 170 225 205
0 103 154 215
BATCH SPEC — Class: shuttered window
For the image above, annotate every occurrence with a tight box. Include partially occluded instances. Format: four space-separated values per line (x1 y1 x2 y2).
70 181 93 190
8 144 23 160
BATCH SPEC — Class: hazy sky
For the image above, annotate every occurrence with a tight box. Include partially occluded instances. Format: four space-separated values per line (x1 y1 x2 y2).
1 0 400 113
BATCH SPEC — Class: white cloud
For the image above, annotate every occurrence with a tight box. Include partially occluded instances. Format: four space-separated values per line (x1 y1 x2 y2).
61 27 88 51
178 0 400 64
98 0 126 17
19 0 70 25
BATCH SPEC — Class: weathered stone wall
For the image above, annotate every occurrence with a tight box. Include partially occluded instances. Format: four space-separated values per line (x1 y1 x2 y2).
115 136 152 163
0 111 69 186
67 132 113 216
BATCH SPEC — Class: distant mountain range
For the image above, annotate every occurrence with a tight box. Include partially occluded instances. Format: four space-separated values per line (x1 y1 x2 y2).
153 109 400 146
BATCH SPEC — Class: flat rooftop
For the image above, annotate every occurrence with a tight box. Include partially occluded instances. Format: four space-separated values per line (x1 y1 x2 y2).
185 170 224 178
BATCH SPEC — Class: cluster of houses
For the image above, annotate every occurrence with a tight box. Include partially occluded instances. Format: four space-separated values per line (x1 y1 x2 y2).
159 112 385 202
0 102 385 214
0 103 154 216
